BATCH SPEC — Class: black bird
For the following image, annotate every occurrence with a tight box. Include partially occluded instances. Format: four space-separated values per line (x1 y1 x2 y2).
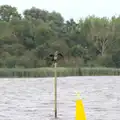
44 51 64 66
49 51 64 62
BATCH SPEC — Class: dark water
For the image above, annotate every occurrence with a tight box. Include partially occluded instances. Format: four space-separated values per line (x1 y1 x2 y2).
0 76 120 120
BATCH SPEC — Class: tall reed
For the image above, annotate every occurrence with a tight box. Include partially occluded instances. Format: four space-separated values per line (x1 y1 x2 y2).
0 67 119 77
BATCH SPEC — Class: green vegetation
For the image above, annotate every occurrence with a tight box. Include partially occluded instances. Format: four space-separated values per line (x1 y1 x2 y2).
0 67 119 77
0 4 120 75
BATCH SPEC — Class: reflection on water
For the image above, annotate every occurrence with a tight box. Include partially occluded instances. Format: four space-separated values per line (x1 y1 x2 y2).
0 76 120 120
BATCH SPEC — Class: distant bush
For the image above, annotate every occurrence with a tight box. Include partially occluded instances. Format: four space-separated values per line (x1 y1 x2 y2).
96 55 115 67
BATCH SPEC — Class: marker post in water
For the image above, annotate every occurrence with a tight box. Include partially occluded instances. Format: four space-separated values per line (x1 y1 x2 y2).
45 51 64 118
54 52 58 118
54 62 57 118
76 92 86 120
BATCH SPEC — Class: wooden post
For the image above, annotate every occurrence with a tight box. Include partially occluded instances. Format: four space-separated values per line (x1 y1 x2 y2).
45 51 63 118
54 62 57 118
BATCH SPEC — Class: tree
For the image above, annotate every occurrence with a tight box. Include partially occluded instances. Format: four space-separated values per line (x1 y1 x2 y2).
86 16 115 56
0 5 21 22
1 4 120 68
23 7 49 22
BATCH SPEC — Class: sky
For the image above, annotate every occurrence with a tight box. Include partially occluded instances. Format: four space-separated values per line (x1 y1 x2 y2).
0 0 120 21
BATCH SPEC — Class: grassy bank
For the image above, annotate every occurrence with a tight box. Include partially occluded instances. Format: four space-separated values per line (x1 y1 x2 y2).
0 67 120 77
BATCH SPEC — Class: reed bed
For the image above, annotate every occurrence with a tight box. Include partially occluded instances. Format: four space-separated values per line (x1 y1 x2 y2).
0 67 119 77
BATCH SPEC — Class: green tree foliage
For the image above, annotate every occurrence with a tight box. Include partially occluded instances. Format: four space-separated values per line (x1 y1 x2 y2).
0 4 120 68
0 5 21 22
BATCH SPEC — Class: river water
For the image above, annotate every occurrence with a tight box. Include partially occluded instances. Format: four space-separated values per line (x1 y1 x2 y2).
0 76 120 120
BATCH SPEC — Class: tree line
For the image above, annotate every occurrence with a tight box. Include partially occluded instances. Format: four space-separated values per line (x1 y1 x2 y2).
0 4 120 68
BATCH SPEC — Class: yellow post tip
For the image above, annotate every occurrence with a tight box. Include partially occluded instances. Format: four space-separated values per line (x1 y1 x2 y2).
75 91 81 99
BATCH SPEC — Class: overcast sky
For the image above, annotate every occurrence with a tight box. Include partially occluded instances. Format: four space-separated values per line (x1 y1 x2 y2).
0 0 120 21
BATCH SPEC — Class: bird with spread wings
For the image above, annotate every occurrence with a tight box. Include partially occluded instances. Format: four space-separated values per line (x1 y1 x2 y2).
44 51 64 66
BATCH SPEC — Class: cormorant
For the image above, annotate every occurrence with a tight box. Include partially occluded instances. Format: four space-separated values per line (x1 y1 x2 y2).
44 51 64 65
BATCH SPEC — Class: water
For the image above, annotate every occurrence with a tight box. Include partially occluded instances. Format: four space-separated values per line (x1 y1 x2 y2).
0 76 120 120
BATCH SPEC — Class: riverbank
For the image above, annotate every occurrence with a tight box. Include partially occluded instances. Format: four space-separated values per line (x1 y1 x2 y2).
0 67 120 77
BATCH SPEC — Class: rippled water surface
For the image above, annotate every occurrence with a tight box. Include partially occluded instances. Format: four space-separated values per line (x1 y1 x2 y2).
0 76 120 120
